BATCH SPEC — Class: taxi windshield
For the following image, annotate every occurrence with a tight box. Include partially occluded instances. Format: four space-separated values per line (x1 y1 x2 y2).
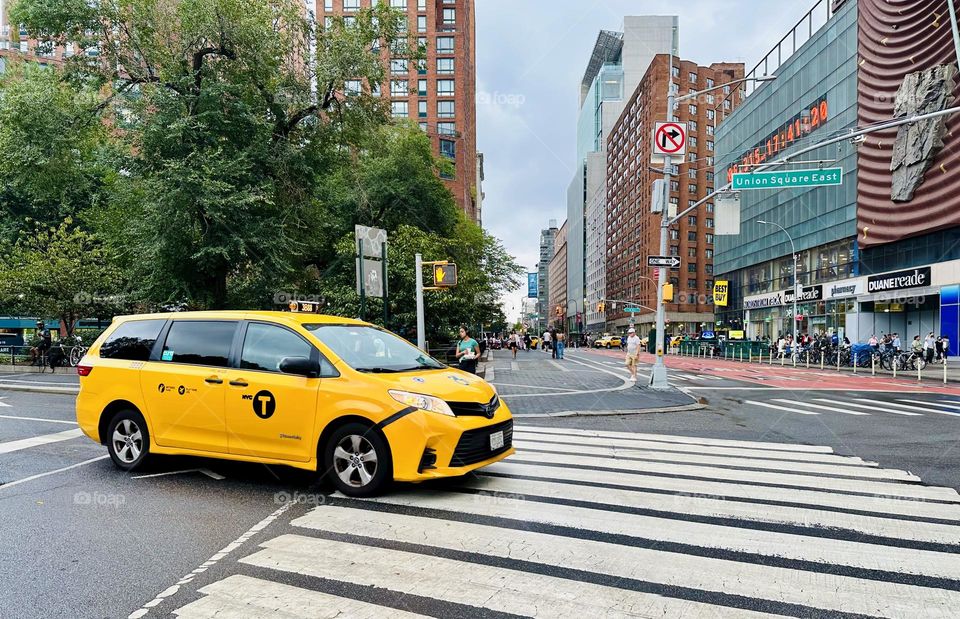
305 324 445 373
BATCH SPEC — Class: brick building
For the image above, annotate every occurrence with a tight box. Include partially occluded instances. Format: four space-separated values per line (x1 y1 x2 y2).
316 0 479 222
548 221 568 330
605 55 743 335
0 1 70 69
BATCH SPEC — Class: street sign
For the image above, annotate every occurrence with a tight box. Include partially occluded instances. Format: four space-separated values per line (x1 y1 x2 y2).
355 225 387 258
651 179 666 213
713 280 729 307
624 307 643 313
647 255 681 268
433 264 458 287
731 167 843 190
653 122 687 157
715 191 741 236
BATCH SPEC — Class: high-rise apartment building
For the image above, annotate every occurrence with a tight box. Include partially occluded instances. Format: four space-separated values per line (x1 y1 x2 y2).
569 17 677 336
317 0 479 222
536 220 558 333
0 0 71 69
548 221 568 330
606 55 743 335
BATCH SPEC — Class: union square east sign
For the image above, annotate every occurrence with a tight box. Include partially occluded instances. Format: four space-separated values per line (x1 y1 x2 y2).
732 167 843 190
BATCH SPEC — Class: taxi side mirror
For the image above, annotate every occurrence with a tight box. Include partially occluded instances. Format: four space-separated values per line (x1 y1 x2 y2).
279 356 319 378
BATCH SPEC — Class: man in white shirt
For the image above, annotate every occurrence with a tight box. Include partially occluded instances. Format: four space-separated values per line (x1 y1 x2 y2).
542 330 552 353
625 327 642 381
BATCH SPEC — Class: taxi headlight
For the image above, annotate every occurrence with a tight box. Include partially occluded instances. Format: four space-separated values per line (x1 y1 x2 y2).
388 390 455 417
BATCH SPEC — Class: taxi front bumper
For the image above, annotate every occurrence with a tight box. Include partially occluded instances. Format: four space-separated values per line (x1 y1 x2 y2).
382 401 516 482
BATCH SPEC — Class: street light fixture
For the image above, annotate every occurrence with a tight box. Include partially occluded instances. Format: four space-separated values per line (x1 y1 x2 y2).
758 220 799 343
650 54 778 390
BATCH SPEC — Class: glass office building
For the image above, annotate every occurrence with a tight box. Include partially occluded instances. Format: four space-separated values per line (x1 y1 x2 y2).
714 0 859 340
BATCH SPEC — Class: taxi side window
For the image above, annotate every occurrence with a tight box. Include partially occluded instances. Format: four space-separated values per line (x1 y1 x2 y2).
100 320 165 361
161 321 236 367
241 323 313 373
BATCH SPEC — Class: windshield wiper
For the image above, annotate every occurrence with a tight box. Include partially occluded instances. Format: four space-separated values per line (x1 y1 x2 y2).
395 363 445 372
355 367 403 374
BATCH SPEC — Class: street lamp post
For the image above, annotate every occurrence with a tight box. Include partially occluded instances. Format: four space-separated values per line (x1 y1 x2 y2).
758 220 799 343
651 48 777 389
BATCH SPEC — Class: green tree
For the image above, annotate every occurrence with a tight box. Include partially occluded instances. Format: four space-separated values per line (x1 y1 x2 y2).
0 219 125 334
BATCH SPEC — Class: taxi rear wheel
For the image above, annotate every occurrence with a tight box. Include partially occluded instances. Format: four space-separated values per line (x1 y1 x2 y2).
324 423 392 497
106 410 150 471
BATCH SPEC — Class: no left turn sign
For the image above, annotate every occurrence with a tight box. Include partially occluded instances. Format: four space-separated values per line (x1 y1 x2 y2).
653 122 687 157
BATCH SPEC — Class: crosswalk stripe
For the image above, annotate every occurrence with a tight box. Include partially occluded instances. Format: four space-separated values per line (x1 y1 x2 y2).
289 505 960 617
512 430 875 466
898 399 960 414
0 414 78 425
482 462 960 521
517 424 834 453
505 451 944 499
744 400 820 416
172 574 430 618
931 400 960 410
854 398 960 417
242 533 769 618
769 398 870 416
350 490 960 580
0 428 83 454
547 360 569 372
511 440 914 481
447 473 959 544
813 398 922 416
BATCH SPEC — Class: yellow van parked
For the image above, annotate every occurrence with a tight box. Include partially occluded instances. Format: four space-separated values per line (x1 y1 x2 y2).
75 310 514 496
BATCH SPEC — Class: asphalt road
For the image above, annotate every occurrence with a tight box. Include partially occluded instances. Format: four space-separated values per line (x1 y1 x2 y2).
2 358 959 617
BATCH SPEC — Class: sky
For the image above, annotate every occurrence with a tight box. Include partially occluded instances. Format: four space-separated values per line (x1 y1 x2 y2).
473 0 818 321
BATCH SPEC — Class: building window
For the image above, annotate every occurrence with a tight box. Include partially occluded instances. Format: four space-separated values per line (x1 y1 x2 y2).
438 57 454 74
706 234 714 244
688 71 697 83
442 8 456 23
345 80 362 96
706 124 715 136
706 249 714 259
723 84 731 95
417 15 427 32
687 263 697 273
670 246 679 256
438 100 455 118
688 169 697 180
437 79 455 95
687 153 696 163
371 82 382 97
440 139 456 159
707 109 715 121
687 247 697 258
390 80 408 96
706 265 714 275
688 215 697 226
391 59 408 74
418 79 427 95
390 0 407 8
324 0 333 10
706 218 714 228
437 36 455 53
706 202 714 213
689 104 697 115
670 180 679 192
688 184 697 193
671 65 680 78
438 122 456 136
706 77 714 88
689 136 697 148
706 172 714 182
688 200 697 208
343 0 359 10
418 100 427 118
670 229 680 240
723 100 731 110
687 231 697 241
706 140 714 151
419 122 428 132
391 101 409 118
706 279 714 290
689 120 697 132
417 59 427 74
688 279 697 289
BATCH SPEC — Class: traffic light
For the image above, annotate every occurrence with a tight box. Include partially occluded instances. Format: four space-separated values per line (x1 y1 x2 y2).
663 283 674 303
597 301 605 313
432 263 458 287
555 305 563 317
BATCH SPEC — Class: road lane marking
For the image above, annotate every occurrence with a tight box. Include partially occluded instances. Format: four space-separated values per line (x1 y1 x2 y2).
0 414 78 425
0 428 83 454
0 455 108 492
172 574 431 619
743 400 820 416
853 398 960 417
813 399 922 416
769 399 870 416
510 361 519 371
547 360 570 372
900 399 960 412
491 383 579 392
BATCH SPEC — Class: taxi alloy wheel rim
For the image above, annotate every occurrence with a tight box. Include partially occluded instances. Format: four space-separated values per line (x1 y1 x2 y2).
333 434 378 487
112 419 143 464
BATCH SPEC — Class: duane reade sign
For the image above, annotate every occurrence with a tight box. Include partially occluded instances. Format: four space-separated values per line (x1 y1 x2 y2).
867 267 931 293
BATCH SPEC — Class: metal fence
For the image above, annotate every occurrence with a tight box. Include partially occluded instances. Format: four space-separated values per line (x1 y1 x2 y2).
0 344 86 369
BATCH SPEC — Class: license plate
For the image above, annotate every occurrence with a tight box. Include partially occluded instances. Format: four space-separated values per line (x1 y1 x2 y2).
489 430 504 450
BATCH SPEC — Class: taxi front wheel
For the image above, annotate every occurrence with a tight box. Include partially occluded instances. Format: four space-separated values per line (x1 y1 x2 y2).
106 410 150 471
323 423 392 497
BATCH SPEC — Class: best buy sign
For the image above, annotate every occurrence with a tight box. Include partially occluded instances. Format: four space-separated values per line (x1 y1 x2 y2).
731 167 843 190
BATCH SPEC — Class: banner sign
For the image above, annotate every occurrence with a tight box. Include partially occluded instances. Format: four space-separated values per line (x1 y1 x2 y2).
713 281 729 306
867 267 931 293
527 273 538 298
826 278 865 299
784 285 823 303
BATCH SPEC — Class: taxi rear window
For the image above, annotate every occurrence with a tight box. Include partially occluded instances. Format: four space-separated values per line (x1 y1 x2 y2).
100 320 165 361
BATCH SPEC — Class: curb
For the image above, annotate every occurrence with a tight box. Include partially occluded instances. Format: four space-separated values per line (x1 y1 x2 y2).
515 402 705 418
0 384 79 395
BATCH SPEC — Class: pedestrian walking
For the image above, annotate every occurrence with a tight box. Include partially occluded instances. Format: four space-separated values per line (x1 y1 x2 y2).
924 331 936 364
542 330 552 353
455 326 480 375
556 331 565 359
509 331 519 359
624 327 641 382
549 327 558 359
935 336 944 363
892 333 902 353
523 333 532 352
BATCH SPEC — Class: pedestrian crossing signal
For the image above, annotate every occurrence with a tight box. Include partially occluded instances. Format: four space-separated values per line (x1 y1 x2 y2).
433 264 458 287
663 283 674 303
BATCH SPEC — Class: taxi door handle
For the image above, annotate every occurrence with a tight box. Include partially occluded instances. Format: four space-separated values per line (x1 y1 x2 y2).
204 377 223 384
229 379 248 387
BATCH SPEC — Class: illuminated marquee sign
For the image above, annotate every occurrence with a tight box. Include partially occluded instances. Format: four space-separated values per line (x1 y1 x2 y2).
726 95 830 182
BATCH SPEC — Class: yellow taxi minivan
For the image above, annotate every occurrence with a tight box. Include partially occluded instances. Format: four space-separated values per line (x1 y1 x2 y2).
75 310 514 496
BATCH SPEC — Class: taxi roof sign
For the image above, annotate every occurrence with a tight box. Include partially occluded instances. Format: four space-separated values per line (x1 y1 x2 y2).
289 300 322 313
433 264 458 287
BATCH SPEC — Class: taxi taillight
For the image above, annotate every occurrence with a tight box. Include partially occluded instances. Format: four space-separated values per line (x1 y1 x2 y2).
77 365 93 377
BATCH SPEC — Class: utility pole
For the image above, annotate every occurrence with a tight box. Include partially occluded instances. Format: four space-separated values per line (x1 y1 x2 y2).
415 253 425 350
758 221 798 342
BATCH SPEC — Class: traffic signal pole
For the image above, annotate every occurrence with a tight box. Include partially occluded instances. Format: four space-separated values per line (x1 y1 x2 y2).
415 253 425 350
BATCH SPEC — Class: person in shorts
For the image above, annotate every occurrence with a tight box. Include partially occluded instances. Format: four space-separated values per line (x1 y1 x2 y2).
624 327 641 381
